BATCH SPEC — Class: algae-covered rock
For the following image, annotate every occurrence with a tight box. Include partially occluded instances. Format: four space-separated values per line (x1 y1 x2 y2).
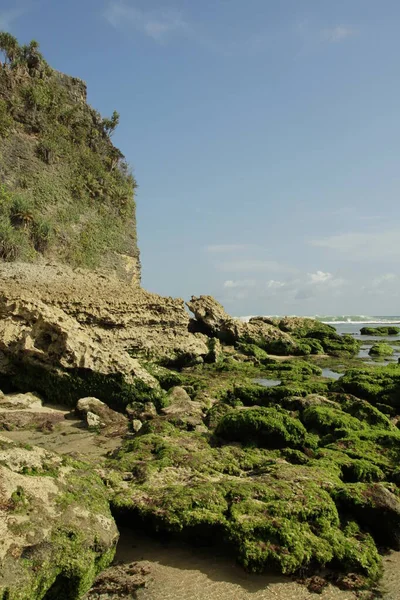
361 326 400 336
216 406 310 449
334 483 400 549
369 343 394 357
108 423 383 583
332 365 400 410
272 317 360 357
0 435 118 599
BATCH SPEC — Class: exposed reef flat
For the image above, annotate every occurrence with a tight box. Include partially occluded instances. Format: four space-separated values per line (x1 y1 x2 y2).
0 270 398 598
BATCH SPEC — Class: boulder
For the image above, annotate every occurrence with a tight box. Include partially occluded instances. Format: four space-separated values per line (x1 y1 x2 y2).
334 483 400 549
0 293 162 411
161 386 204 429
369 343 394 357
76 397 128 435
0 435 118 599
86 411 102 429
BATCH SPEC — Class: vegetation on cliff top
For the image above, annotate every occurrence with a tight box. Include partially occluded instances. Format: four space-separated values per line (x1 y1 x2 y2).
0 32 138 271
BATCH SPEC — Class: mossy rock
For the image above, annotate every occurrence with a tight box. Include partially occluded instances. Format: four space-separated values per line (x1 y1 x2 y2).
361 326 400 336
333 483 400 549
235 343 270 362
109 426 383 582
222 380 329 409
0 436 118 599
332 365 400 409
216 406 310 449
369 343 394 357
8 363 165 412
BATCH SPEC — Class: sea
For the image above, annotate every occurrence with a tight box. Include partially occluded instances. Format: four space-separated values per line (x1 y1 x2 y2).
317 315 400 336
239 315 400 337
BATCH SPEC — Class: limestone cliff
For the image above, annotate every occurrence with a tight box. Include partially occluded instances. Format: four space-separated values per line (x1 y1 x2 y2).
0 34 140 282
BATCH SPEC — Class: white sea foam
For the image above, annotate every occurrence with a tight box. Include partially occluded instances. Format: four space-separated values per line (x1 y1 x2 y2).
238 315 400 324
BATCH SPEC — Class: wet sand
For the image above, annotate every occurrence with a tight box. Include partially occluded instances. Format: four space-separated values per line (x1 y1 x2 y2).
115 528 394 600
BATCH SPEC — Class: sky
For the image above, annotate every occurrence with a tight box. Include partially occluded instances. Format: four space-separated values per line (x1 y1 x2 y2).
2 0 400 316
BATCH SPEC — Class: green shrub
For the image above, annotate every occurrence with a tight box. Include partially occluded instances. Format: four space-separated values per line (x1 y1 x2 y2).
0 220 32 261
0 98 13 137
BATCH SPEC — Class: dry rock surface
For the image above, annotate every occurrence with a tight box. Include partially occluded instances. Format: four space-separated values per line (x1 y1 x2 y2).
0 262 209 368
76 397 128 436
187 295 297 350
0 390 65 431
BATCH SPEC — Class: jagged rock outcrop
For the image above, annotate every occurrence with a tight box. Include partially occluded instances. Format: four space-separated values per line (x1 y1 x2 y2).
0 263 209 371
0 435 118 599
187 295 298 353
0 285 164 410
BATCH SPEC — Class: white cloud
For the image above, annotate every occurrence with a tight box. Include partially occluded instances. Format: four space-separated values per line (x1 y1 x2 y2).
104 2 189 42
308 271 333 284
267 280 285 289
322 25 355 43
310 230 400 260
224 279 256 289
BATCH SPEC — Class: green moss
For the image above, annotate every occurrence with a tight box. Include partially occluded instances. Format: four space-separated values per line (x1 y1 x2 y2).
222 380 329 408
9 362 164 411
236 343 270 362
302 405 368 439
361 326 400 336
110 428 383 581
333 364 400 409
216 407 310 450
369 343 394 357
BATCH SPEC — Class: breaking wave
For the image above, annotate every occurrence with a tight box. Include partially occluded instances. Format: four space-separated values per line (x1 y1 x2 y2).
239 315 400 324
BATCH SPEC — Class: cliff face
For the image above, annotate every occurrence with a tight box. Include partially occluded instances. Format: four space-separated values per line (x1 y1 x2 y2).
0 35 140 282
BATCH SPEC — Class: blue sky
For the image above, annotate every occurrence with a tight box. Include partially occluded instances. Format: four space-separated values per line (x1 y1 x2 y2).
3 0 400 316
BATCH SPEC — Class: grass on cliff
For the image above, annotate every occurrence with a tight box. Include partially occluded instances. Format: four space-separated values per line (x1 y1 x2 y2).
0 33 138 269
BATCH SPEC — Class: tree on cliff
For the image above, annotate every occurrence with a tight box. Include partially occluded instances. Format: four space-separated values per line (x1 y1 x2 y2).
0 32 19 65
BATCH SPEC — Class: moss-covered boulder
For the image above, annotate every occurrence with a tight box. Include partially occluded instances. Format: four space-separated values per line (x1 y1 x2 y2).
333 483 400 549
361 326 400 336
0 435 118 599
272 317 360 358
216 406 310 449
332 365 400 410
108 422 384 583
369 343 394 357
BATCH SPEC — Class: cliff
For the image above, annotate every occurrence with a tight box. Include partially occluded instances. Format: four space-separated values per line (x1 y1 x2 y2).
0 33 140 282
